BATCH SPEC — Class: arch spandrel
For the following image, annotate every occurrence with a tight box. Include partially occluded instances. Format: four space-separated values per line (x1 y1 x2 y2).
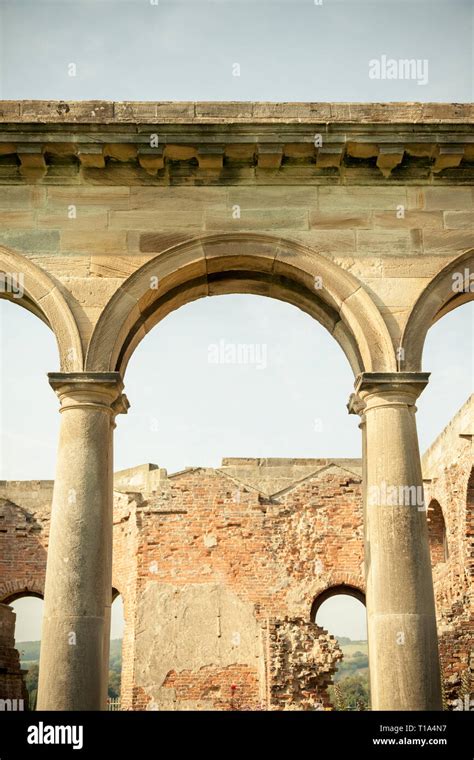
401 249 474 371
0 245 84 372
85 234 396 377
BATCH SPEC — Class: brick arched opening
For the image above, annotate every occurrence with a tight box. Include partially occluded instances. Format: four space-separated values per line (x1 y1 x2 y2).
0 592 44 708
1 589 43 605
427 499 448 564
310 584 369 710
107 589 125 710
311 584 366 621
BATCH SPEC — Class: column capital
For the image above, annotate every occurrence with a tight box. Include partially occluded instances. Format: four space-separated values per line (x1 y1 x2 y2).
352 372 430 413
347 391 366 417
48 371 126 414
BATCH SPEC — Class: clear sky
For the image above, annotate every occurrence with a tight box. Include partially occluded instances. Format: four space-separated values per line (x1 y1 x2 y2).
0 297 472 482
0 0 472 644
0 0 472 102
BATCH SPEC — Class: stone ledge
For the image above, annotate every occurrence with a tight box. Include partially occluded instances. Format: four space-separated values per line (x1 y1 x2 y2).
0 101 472 125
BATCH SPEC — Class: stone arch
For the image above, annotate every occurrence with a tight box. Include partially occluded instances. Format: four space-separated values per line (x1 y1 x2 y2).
311 582 366 621
0 244 83 371
401 249 474 371
86 233 396 377
426 498 448 564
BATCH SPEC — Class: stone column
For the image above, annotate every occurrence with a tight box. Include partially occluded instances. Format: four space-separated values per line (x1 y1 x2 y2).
37 372 126 711
351 372 442 711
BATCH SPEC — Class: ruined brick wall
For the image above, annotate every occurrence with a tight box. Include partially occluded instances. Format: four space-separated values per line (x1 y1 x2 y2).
121 461 364 710
268 618 342 710
0 417 471 710
0 603 29 707
423 396 473 706
111 490 141 710
0 482 52 602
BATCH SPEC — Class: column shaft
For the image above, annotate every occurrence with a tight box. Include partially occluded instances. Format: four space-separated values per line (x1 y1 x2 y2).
37 373 125 711
355 372 442 711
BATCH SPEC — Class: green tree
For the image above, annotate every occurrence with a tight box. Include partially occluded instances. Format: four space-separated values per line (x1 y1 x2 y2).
337 673 370 709
24 663 39 710
108 668 121 699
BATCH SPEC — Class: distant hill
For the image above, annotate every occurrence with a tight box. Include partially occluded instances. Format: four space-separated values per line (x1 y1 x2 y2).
16 637 368 706
16 640 40 664
16 639 124 704
17 639 123 667
16 638 366 669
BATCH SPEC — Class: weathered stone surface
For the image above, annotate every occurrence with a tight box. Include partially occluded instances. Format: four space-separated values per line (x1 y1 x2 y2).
3 101 469 124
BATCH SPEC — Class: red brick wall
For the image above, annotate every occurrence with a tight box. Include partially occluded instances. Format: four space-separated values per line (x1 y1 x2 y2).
423 397 473 707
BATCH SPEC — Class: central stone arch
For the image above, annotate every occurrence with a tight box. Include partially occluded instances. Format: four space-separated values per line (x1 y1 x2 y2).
86 233 396 376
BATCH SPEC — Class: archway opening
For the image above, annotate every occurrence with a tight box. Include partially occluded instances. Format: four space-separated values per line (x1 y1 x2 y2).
0 299 60 479
312 587 368 710
108 591 125 709
115 293 360 472
8 594 44 710
113 292 362 711
417 300 473 452
427 499 448 564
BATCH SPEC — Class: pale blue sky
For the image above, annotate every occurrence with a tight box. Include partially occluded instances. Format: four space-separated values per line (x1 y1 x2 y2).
0 296 472 479
0 0 472 102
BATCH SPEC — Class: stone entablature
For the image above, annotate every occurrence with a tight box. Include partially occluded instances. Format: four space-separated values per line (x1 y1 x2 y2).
0 102 472 183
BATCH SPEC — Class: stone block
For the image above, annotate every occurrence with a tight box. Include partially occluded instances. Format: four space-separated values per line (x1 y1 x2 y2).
319 187 406 211
310 210 371 229
0 211 36 228
423 229 474 253
204 207 308 231
60 230 128 254
423 187 473 211
109 210 204 230
372 211 443 230
46 187 130 210
0 229 59 253
356 229 418 255
37 211 108 230
443 211 474 230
